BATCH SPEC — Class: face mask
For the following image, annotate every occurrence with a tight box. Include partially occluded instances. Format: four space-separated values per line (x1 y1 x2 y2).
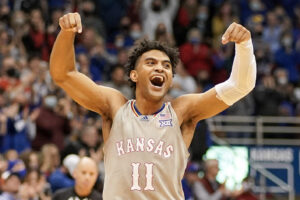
44 96 57 108
250 2 261 11
282 37 292 47
130 31 142 40
15 18 25 25
115 39 124 48
278 77 288 85
152 5 162 12
197 13 208 21
189 37 200 45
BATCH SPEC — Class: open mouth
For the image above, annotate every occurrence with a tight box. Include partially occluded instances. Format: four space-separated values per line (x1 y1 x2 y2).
150 76 164 87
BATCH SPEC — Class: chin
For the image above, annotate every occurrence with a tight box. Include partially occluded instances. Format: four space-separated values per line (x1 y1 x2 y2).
147 87 167 101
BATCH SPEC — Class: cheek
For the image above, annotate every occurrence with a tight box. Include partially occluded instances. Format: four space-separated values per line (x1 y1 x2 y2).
166 73 173 85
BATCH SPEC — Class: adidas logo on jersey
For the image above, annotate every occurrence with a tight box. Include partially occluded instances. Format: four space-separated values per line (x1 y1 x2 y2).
140 115 149 121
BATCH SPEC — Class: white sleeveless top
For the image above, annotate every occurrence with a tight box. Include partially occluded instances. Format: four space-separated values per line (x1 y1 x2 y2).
103 100 189 200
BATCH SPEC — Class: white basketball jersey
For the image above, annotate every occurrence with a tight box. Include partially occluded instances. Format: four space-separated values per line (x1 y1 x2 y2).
103 100 189 199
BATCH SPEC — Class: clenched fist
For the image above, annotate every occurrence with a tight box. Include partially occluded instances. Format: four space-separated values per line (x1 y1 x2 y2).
222 22 251 44
59 12 82 33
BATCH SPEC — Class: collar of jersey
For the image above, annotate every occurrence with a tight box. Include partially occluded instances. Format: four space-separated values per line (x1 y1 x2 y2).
131 100 165 117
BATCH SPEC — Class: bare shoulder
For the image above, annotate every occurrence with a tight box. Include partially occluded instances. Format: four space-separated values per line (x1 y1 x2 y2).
171 88 228 126
93 84 128 119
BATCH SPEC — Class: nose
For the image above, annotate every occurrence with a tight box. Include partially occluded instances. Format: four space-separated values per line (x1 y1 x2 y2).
154 63 163 72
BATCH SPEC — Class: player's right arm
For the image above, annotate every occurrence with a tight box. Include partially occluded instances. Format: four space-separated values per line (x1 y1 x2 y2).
50 13 126 118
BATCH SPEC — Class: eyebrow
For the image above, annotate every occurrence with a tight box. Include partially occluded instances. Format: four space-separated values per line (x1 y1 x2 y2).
144 57 171 64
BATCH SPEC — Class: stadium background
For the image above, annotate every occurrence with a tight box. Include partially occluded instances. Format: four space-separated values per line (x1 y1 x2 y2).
0 0 300 199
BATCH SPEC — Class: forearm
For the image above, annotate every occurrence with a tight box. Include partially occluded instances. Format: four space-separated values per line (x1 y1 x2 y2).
49 31 76 83
215 39 256 105
167 0 179 18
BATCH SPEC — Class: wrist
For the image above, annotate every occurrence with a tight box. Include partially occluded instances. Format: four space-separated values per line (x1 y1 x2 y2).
60 30 76 37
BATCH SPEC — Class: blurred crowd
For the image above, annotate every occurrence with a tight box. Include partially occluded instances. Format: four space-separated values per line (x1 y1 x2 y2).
0 0 300 199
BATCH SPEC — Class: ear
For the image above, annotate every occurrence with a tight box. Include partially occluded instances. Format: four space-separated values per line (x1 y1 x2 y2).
130 70 138 83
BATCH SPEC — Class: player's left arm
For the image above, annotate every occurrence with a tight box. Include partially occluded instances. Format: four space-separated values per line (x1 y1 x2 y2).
173 22 256 125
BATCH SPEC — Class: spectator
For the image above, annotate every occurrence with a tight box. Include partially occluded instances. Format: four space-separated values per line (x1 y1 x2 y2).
129 22 144 41
127 0 142 24
174 0 199 46
31 95 71 151
154 23 175 46
79 0 106 39
52 157 101 200
0 154 7 174
177 0 198 28
141 0 179 40
21 150 40 171
18 169 51 200
103 65 133 99
179 28 213 77
262 11 282 54
40 144 60 177
4 150 26 179
274 32 300 83
62 126 102 159
170 61 197 98
182 162 201 200
95 0 129 34
22 9 55 61
254 75 284 116
48 154 80 193
193 4 210 36
211 1 239 49
193 159 230 200
0 172 21 200
235 177 258 200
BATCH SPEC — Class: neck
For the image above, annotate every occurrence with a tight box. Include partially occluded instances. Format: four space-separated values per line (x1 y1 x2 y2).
135 98 164 115
74 185 92 197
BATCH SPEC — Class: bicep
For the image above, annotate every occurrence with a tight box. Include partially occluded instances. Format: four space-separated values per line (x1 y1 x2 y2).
173 88 229 124
56 71 126 117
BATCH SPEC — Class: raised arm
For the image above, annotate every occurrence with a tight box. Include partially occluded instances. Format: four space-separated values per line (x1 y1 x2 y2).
50 13 126 118
174 22 256 125
165 0 179 19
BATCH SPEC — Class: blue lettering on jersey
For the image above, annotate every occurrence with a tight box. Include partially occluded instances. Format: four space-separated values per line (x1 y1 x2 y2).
159 119 172 127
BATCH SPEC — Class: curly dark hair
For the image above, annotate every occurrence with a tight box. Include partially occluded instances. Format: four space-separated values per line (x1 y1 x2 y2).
125 39 179 90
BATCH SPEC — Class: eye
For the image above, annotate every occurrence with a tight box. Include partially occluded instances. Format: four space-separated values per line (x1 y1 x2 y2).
163 63 171 69
146 60 155 65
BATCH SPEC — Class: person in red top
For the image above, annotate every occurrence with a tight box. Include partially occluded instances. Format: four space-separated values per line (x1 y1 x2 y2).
179 28 213 77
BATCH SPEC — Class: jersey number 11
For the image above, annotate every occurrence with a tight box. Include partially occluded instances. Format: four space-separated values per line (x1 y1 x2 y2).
131 163 154 191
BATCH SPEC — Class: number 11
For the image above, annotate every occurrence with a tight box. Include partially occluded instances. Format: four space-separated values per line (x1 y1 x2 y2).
131 163 154 191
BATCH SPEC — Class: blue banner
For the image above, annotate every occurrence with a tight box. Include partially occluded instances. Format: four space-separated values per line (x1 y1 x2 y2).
249 146 300 194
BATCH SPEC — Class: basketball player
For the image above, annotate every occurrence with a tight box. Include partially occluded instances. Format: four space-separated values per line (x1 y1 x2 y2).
50 13 256 199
